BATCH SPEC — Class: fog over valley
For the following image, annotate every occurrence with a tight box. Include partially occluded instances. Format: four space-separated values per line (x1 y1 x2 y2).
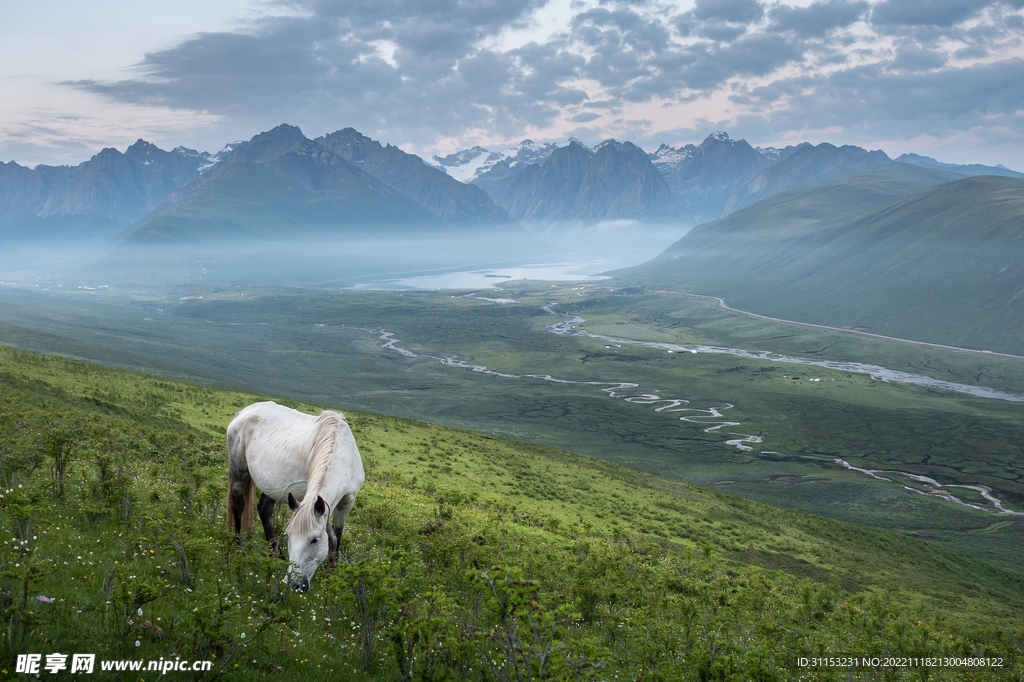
3 2 1024 678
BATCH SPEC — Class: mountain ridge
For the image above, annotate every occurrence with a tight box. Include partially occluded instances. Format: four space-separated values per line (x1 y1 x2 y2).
614 164 1024 354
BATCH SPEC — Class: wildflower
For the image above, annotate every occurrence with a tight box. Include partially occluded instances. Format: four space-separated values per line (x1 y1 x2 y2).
135 641 141 647
36 596 54 603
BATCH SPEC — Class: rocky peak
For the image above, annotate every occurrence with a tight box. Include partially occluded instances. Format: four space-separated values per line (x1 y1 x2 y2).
125 139 161 157
252 124 307 149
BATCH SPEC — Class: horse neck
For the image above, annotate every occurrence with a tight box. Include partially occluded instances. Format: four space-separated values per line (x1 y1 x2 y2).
306 411 341 499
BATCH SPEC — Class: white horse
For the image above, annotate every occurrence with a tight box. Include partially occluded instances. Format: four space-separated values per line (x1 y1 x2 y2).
226 401 365 590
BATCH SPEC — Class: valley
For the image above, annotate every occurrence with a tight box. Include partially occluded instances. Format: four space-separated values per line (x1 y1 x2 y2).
2 279 1022 571
7 2 1024 676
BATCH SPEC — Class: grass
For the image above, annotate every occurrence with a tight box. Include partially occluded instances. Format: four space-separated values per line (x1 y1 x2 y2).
1 283 1023 573
0 345 1023 680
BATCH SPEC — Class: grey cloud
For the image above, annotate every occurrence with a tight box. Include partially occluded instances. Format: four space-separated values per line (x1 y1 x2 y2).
816 49 850 65
308 0 541 36
716 33 803 75
610 32 803 99
71 1 568 147
870 0 993 27
770 0 869 37
547 89 591 106
697 22 749 41
955 45 990 59
735 58 1024 141
60 0 1024 159
571 8 672 54
691 0 764 24
891 45 947 71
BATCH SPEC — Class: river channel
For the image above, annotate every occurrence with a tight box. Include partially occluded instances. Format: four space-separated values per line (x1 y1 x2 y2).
363 302 1022 516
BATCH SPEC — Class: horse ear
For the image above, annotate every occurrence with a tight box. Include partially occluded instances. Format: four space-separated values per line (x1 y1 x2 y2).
313 495 327 517
287 493 298 511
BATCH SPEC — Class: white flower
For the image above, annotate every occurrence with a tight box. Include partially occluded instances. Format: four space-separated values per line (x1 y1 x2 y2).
137 608 143 616
135 640 141 647
240 633 246 639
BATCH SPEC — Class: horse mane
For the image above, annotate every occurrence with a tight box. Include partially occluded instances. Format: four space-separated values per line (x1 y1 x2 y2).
285 410 342 537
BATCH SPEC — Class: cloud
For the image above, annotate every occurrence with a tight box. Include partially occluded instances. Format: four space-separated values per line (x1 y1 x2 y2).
870 0 995 28
733 58 1024 142
891 45 947 71
769 0 869 37
690 0 764 24
54 0 1024 166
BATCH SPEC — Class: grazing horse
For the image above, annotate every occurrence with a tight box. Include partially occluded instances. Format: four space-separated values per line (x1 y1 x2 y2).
226 401 365 590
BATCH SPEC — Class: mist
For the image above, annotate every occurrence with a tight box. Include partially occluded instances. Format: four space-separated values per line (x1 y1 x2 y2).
0 220 692 296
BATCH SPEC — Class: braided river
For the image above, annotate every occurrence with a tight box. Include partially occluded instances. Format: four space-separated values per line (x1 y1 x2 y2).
363 301 1022 515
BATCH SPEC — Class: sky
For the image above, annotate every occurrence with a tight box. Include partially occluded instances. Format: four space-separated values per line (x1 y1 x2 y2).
2 0 1024 169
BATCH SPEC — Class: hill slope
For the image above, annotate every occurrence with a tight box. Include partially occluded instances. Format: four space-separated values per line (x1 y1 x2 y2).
615 166 1024 354
723 141 893 213
315 127 517 228
0 344 1021 680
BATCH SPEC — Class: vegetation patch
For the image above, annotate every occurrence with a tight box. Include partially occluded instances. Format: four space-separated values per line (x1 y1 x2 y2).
0 346 1022 679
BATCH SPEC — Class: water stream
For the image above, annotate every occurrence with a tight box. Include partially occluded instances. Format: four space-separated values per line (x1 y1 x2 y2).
364 304 1022 515
546 313 1024 403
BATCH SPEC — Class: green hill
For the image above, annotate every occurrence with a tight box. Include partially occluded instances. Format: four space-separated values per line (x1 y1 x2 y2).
123 161 440 247
615 165 1024 354
0 345 1021 680
100 157 544 286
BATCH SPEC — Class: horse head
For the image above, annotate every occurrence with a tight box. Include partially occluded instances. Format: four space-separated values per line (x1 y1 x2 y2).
285 492 330 591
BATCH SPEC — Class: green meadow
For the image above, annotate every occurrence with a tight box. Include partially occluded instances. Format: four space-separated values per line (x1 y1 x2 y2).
0 345 1022 680
0 282 1022 573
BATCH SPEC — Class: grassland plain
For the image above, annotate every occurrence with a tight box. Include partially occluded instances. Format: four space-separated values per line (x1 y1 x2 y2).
0 283 1023 571
0 345 1022 681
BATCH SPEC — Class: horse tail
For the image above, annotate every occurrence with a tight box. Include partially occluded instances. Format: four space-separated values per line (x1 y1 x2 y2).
226 419 257 534
225 468 257 534
240 476 256 533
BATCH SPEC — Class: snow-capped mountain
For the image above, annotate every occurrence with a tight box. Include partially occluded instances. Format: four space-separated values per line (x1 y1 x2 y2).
649 131 775 222
432 139 567 183
649 143 696 171
472 138 683 236
430 146 495 182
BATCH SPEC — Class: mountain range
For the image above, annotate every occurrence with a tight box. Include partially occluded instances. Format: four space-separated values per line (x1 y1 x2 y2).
614 163 1024 354
472 139 683 238
99 125 542 284
1 124 1021 285
0 141 214 245
439 131 1022 225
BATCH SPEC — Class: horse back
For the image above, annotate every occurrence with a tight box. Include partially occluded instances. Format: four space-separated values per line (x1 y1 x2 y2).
228 401 363 504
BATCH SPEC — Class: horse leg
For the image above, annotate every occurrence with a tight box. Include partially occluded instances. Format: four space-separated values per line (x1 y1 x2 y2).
328 493 357 566
257 493 283 558
228 465 251 538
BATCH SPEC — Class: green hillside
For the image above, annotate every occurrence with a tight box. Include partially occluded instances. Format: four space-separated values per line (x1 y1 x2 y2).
122 161 441 247
0 345 1021 680
615 166 1024 354
97 159 547 286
